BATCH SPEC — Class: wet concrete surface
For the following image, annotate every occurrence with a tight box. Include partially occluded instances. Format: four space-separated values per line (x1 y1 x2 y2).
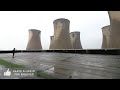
0 52 120 79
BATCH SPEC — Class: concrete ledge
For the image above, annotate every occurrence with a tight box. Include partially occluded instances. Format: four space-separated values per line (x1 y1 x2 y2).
0 49 120 55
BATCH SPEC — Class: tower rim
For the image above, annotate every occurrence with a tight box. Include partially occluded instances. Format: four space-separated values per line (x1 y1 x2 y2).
53 18 70 24
28 29 41 32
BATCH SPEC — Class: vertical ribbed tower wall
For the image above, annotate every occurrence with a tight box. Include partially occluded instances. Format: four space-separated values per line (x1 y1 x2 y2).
26 29 42 50
53 18 72 49
49 36 54 49
108 11 120 48
70 31 82 49
101 25 110 48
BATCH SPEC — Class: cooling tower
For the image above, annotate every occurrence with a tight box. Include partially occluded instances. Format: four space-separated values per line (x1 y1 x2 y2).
26 29 42 50
108 11 120 48
101 25 110 48
70 31 82 49
53 18 72 49
49 36 54 49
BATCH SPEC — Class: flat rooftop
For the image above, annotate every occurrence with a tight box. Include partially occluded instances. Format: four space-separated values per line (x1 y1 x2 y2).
0 52 120 79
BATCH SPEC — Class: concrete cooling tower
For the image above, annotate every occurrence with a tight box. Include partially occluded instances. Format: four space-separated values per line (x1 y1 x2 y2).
49 36 54 49
70 31 82 49
101 25 110 49
53 18 72 49
108 11 120 48
26 29 42 50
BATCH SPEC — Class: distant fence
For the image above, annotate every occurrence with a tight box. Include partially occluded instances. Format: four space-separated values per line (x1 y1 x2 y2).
0 49 120 55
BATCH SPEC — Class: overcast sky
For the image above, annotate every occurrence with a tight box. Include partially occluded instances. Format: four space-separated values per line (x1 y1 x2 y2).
0 11 110 50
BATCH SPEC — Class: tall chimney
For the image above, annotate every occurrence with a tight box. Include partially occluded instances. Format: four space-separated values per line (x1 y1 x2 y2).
26 29 42 50
49 36 54 49
108 11 120 48
70 31 82 49
101 25 110 49
53 18 72 49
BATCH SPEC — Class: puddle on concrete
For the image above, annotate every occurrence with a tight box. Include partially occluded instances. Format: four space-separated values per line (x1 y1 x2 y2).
44 67 55 74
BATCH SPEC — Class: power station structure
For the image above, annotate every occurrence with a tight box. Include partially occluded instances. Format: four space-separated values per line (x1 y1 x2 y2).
26 29 42 50
101 25 110 48
108 11 120 48
52 18 72 49
49 36 54 49
70 31 82 49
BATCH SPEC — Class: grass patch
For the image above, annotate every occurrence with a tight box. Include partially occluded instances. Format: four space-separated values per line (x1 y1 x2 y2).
0 59 57 79
0 59 25 69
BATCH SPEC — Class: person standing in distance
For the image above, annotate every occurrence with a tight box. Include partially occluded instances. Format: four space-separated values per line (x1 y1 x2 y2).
12 48 15 58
